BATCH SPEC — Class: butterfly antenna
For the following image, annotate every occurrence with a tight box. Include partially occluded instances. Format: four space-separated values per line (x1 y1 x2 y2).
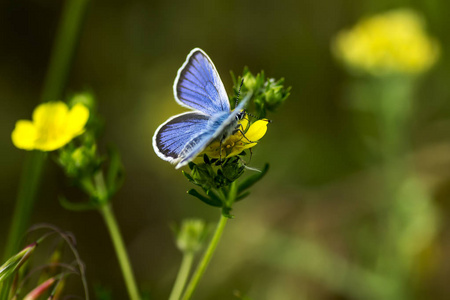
235 78 244 108
235 78 273 123
246 111 273 123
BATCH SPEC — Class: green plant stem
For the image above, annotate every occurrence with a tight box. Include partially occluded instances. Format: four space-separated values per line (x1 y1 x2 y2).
3 0 90 261
181 214 229 300
3 152 46 261
169 252 195 300
373 78 416 299
95 171 140 299
1 157 46 300
41 0 91 103
94 171 108 202
99 203 141 300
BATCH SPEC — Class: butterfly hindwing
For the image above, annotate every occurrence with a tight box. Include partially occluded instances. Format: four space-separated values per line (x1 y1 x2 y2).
176 130 217 168
153 111 211 163
174 48 230 116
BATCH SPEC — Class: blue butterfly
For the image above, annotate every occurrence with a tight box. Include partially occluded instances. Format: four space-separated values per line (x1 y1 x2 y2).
153 48 249 169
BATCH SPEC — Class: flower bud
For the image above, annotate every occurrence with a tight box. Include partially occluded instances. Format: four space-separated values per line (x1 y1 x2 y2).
69 92 96 112
242 71 258 91
191 163 217 190
58 144 99 178
23 277 56 300
175 219 209 253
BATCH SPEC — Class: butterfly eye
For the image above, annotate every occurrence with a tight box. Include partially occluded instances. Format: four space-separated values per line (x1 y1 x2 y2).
235 110 246 121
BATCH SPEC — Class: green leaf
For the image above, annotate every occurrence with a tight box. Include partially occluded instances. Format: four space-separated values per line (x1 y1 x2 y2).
206 190 224 206
237 164 269 194
187 189 222 207
236 191 251 202
191 163 217 190
182 171 194 182
222 158 245 182
78 176 96 196
59 196 98 211
106 147 124 197
221 206 235 219
0 243 37 283
230 70 237 86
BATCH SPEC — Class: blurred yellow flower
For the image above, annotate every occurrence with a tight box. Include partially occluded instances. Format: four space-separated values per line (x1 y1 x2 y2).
332 9 440 76
12 101 89 151
203 118 269 159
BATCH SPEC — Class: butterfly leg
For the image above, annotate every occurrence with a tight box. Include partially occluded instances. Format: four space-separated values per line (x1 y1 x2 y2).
238 128 255 143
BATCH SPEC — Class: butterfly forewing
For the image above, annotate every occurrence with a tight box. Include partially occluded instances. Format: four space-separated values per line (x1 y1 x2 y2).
174 48 230 115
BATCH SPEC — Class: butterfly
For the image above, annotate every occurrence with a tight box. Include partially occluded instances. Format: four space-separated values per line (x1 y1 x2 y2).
153 48 249 169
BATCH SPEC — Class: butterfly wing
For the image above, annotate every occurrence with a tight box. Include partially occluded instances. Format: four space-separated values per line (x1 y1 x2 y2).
174 48 230 115
176 97 252 168
175 130 217 169
153 111 210 163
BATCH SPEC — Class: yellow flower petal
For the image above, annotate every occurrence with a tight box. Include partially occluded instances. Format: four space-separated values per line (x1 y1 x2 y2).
33 102 68 129
226 142 257 157
35 135 72 151
332 9 440 75
11 120 37 150
239 118 249 131
226 148 243 157
201 119 269 159
67 103 90 135
245 119 269 141
240 143 257 150
12 101 90 152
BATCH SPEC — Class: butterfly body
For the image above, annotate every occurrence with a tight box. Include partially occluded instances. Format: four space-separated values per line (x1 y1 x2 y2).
153 48 249 169
209 111 239 139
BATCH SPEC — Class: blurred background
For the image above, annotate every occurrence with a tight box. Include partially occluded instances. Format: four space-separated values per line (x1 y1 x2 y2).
1 0 450 299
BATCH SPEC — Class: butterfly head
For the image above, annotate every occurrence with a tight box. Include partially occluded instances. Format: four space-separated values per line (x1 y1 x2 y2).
235 109 246 121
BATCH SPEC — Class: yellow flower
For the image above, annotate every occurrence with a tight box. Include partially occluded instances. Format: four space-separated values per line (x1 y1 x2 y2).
12 101 89 151
203 118 269 159
332 9 440 76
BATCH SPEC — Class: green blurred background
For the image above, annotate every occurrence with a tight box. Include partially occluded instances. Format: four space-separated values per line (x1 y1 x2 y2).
1 0 450 299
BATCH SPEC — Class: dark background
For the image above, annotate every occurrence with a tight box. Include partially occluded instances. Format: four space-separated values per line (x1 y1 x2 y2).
1 0 450 299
